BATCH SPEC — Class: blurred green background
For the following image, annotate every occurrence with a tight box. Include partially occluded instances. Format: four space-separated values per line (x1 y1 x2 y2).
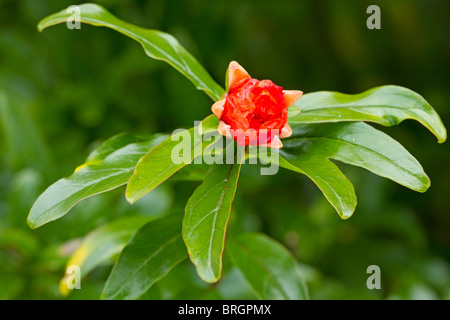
0 0 449 299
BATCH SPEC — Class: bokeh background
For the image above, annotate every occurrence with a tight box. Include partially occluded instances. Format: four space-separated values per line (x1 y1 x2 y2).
1 0 449 299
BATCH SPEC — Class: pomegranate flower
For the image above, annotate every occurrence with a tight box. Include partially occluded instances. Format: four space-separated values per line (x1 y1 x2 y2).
211 61 302 148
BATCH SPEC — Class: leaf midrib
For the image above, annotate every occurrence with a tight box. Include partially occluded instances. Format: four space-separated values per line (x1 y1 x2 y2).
206 164 236 278
106 233 181 299
231 239 290 300
75 13 221 100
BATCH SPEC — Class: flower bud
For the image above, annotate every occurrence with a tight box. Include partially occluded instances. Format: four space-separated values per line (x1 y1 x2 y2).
212 61 302 148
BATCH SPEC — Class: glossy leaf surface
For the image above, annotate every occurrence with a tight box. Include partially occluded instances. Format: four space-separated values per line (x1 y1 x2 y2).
227 233 308 300
183 158 242 283
28 133 167 228
38 3 224 101
102 215 187 300
126 115 220 203
280 122 430 218
290 85 446 143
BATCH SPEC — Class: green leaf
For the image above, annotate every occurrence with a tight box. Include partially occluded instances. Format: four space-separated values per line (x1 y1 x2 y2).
183 154 243 283
287 104 301 118
59 215 150 296
126 115 220 203
290 85 447 143
102 215 187 300
280 122 430 218
27 133 167 229
279 152 356 219
38 3 224 101
170 162 211 181
227 233 309 300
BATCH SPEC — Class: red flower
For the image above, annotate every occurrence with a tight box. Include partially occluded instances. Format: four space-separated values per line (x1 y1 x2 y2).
211 61 302 148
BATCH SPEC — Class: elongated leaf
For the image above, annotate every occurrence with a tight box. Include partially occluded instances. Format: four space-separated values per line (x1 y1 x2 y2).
279 153 357 219
288 104 301 118
59 215 150 296
38 3 224 101
126 115 220 203
27 133 167 229
183 155 242 283
290 85 447 143
227 233 309 300
102 215 187 300
280 122 430 218
169 162 211 181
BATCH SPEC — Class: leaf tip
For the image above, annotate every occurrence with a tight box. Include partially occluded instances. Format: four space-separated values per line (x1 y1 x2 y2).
339 212 354 220
125 193 137 205
198 272 221 284
437 130 447 144
337 206 355 220
418 177 431 193
125 186 141 204
26 215 38 229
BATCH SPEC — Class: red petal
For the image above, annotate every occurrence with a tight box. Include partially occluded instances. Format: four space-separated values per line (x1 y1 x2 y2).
283 90 303 107
211 98 226 119
228 61 251 90
279 123 293 138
